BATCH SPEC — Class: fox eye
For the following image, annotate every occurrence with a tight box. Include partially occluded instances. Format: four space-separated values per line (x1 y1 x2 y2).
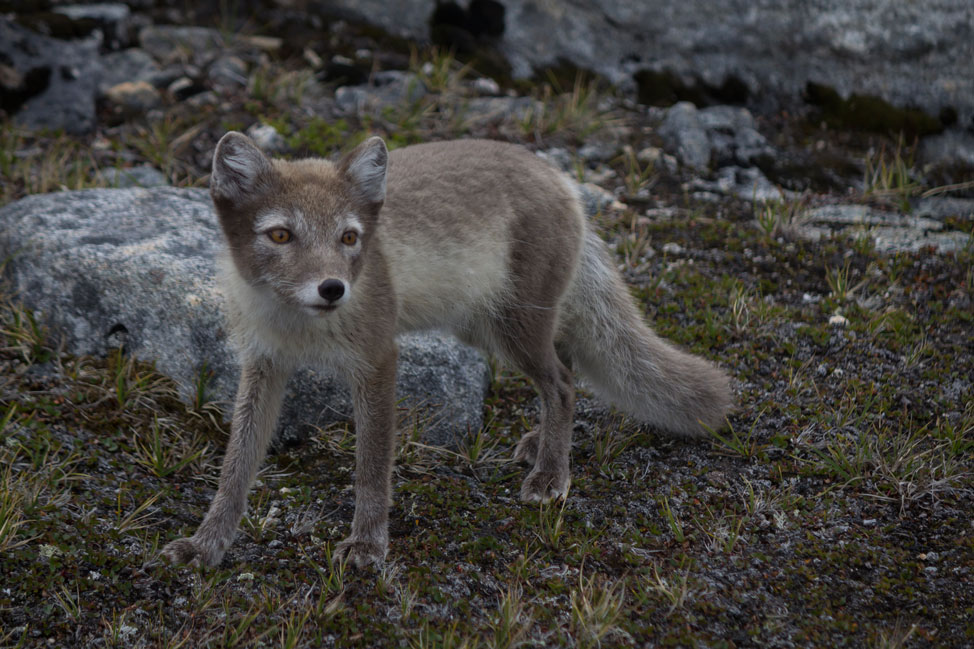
341 231 358 246
267 229 292 244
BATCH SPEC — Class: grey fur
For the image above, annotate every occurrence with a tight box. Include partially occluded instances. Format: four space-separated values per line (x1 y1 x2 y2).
161 134 733 569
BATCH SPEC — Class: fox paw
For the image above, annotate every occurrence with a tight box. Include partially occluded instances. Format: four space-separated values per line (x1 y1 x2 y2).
520 468 570 503
513 430 540 466
160 537 224 568
334 536 387 569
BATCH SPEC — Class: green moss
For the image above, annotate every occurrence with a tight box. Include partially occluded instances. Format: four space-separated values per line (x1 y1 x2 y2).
805 82 944 137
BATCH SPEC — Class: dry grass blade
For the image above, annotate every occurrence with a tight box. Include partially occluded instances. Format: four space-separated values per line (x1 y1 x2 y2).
116 490 163 534
570 572 628 648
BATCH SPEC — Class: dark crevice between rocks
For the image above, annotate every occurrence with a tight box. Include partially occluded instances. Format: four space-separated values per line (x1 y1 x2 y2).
804 82 947 138
14 11 98 40
429 0 511 82
0 59 50 115
634 68 749 108
431 0 505 43
105 322 129 354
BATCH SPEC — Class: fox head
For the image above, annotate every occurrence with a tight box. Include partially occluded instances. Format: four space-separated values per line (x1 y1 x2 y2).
210 131 388 316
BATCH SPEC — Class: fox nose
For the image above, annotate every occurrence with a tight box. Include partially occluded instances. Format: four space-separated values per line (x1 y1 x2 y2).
318 279 345 302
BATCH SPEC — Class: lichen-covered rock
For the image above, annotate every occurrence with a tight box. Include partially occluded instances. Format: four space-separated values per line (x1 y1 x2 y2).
796 203 971 254
0 188 490 447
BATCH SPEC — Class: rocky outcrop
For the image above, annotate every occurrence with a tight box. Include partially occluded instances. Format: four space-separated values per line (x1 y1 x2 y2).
0 188 490 447
323 0 974 130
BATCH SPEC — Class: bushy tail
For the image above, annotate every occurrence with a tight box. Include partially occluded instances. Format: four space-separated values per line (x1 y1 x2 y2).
556 230 732 436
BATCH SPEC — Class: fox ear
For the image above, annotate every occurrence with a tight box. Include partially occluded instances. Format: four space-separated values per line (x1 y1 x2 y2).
211 132 276 205
340 136 388 205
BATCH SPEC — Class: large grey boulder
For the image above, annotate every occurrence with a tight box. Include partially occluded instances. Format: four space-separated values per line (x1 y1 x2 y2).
322 0 974 129
0 188 490 447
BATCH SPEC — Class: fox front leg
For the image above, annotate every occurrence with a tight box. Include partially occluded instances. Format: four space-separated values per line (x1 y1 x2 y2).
334 346 398 568
161 356 289 568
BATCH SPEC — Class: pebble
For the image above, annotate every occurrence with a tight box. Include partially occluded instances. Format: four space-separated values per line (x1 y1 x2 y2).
104 80 162 115
472 77 500 96
246 123 287 154
185 91 219 107
208 55 248 89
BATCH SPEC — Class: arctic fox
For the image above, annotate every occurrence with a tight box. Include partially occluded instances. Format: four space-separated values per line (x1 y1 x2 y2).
161 133 732 568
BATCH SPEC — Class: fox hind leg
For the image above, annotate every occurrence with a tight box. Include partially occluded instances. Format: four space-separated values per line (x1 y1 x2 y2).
512 339 576 470
492 307 575 503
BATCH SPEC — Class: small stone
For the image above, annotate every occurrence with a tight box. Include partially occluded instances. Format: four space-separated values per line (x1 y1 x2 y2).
577 142 615 163
303 47 323 69
472 77 501 95
98 48 162 96
167 77 196 99
657 101 711 170
208 55 248 89
637 146 662 164
828 314 849 327
185 91 219 108
241 35 282 53
246 123 287 154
